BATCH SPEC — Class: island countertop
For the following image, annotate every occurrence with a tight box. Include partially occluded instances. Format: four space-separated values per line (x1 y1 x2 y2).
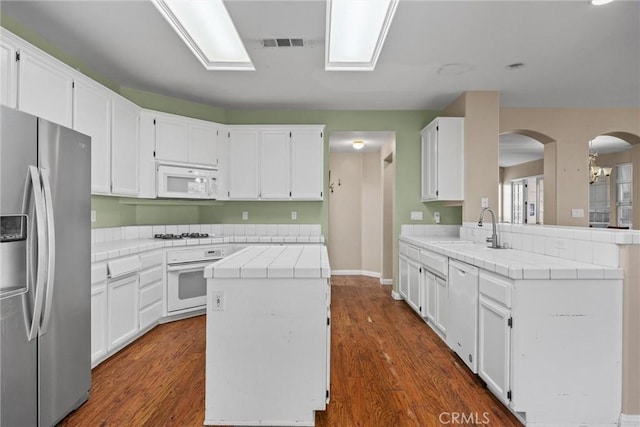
204 245 331 279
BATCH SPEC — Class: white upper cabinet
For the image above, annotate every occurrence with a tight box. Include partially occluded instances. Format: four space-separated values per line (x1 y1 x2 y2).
73 76 112 195
189 121 218 166
228 129 260 199
111 95 140 196
17 47 74 128
421 117 464 201
153 111 219 167
226 126 325 201
155 113 188 163
0 33 18 108
291 128 324 200
260 129 291 199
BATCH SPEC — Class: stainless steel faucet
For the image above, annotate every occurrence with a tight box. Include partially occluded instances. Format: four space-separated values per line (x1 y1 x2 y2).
478 207 500 248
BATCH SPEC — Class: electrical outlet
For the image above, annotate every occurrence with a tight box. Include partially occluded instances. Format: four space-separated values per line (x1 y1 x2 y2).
481 197 489 208
434 212 440 224
91 211 96 222
291 211 297 220
213 291 224 311
242 211 248 220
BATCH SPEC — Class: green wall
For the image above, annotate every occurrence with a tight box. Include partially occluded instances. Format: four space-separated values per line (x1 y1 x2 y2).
0 21 463 236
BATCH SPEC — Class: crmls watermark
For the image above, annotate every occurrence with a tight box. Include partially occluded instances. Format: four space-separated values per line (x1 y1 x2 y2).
439 411 491 425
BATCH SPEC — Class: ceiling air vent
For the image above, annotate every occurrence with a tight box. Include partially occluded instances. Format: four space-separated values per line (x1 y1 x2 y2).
262 38 305 48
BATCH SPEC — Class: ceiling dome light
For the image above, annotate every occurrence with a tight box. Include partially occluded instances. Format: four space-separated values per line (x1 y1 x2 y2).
353 140 365 150
591 0 614 5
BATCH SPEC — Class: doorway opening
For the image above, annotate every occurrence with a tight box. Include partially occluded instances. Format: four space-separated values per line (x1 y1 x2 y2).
327 131 395 284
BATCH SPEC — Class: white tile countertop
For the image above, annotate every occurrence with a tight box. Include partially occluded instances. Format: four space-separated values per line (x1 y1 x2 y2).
204 245 331 279
91 224 325 263
399 235 623 281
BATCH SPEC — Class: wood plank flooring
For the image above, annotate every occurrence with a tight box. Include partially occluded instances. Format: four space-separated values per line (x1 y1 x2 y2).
59 276 521 426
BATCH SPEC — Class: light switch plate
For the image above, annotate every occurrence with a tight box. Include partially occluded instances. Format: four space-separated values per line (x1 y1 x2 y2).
410 211 423 221
571 208 584 218
242 211 248 220
91 211 96 222
212 291 224 311
481 197 489 208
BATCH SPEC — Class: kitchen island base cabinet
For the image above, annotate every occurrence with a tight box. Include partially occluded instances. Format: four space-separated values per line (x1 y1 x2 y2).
204 246 331 426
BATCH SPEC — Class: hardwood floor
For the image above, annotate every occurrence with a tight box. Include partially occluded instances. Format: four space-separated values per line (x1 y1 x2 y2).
60 276 521 426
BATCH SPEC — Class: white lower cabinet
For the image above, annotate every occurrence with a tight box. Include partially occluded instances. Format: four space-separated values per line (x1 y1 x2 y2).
398 255 409 300
90 286 108 364
401 239 623 425
478 294 511 404
435 276 448 334
90 263 108 367
406 259 422 315
139 251 163 331
107 273 140 350
423 270 437 324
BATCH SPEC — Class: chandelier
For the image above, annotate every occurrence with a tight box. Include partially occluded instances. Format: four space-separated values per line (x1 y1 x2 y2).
589 141 612 185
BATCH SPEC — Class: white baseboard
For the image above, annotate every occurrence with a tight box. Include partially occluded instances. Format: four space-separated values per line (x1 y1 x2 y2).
332 270 381 278
620 414 640 427
391 290 403 300
380 278 393 286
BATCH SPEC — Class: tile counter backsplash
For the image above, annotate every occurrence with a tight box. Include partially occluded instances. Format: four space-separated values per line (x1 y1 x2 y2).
92 224 323 244
459 223 640 268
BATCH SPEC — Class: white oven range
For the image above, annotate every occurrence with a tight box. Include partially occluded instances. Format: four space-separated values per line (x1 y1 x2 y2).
166 245 229 314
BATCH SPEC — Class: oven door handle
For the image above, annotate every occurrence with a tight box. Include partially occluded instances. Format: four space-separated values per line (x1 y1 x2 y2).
167 260 221 272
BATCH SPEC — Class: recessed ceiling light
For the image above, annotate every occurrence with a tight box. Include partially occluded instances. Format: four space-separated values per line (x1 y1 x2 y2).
506 62 525 70
353 140 365 150
591 0 614 5
326 0 399 71
152 0 254 71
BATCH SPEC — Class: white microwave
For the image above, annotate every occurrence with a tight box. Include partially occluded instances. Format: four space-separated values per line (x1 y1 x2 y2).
157 164 218 199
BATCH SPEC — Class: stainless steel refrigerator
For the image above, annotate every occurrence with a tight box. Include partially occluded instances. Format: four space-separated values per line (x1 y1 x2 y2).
0 105 91 426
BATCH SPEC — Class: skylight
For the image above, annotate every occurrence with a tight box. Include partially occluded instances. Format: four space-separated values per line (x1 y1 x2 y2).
152 0 254 71
325 0 399 71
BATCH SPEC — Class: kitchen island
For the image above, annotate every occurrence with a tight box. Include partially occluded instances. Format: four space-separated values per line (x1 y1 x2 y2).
203 245 331 426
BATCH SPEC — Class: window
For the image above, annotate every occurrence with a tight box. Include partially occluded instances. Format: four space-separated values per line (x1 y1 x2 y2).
589 174 610 228
512 181 524 224
616 163 633 228
509 176 543 225
536 177 544 225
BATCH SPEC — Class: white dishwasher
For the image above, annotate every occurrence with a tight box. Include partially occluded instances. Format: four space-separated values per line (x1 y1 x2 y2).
446 260 479 373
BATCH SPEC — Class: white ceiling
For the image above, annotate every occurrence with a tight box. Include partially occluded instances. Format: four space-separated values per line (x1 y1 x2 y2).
1 0 639 111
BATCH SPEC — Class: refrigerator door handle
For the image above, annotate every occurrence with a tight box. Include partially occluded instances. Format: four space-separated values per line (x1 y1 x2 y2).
20 165 48 341
39 168 56 335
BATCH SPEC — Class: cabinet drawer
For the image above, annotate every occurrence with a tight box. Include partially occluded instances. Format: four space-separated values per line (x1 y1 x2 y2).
407 246 421 263
420 250 448 278
140 300 162 330
479 271 512 308
107 255 141 279
140 266 163 288
91 263 107 285
140 250 163 269
140 281 163 309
